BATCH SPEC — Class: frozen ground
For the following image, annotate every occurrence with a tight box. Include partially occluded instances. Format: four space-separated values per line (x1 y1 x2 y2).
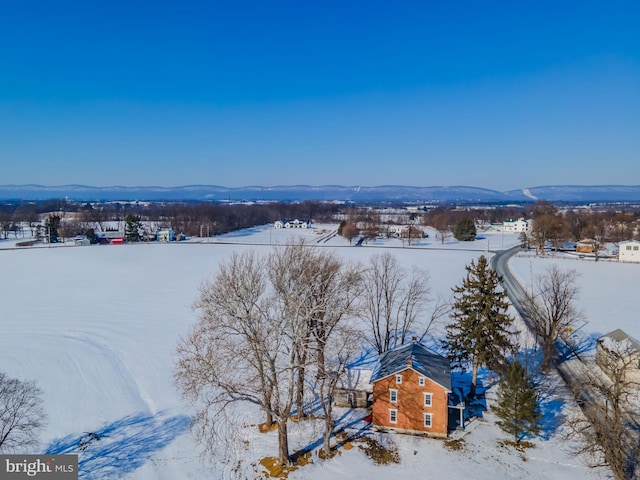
0 224 623 479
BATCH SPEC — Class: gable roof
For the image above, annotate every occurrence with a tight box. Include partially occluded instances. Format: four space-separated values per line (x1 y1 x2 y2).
598 329 640 354
337 368 373 393
371 342 451 392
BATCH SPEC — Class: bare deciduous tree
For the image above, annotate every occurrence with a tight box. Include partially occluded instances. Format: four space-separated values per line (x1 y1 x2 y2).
522 265 582 372
360 252 434 354
0 373 47 453
565 338 640 480
175 243 362 467
315 323 361 456
175 250 303 466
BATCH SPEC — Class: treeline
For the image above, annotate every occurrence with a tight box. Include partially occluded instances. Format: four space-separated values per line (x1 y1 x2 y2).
1 198 639 245
0 200 340 239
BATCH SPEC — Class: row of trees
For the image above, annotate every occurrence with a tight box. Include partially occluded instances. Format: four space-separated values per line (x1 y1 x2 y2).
0 200 341 240
527 201 639 256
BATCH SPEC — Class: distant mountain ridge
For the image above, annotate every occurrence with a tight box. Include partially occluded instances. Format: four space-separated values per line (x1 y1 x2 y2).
1 184 640 203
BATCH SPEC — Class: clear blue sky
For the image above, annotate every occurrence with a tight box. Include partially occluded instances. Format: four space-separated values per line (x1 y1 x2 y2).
1 1 639 191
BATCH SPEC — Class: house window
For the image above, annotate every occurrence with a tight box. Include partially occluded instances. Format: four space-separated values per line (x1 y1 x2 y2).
627 246 632 250
424 393 433 407
395 374 402 384
634 246 639 251
419 377 425 386
390 409 398 424
424 413 432 428
390 389 398 403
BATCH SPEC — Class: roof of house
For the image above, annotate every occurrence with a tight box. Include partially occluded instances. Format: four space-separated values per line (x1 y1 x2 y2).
337 368 373 393
370 341 451 392
598 329 640 354
620 239 640 245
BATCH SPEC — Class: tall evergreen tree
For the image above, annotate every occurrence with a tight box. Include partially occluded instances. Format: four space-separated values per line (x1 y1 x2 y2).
45 214 61 243
125 214 143 242
443 255 515 398
453 218 476 241
493 359 542 443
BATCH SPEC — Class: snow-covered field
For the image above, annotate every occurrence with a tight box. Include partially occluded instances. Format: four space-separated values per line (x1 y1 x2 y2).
0 224 625 479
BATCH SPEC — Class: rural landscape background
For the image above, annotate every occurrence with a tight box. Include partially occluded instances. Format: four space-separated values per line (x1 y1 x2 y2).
2 1 639 478
0 196 637 478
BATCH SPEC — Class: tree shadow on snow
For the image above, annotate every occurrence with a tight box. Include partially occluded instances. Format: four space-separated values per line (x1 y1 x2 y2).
451 370 490 420
537 396 565 440
45 411 190 479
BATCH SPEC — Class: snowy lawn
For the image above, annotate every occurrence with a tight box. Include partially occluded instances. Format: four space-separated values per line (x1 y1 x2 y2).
0 226 618 479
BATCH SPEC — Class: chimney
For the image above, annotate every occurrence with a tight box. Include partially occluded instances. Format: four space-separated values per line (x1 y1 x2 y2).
407 357 413 366
412 336 417 343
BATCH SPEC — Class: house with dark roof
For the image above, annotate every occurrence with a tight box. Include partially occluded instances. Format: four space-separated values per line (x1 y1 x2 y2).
370 340 452 437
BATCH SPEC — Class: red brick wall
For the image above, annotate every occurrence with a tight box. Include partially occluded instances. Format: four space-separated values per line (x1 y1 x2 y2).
371 367 449 437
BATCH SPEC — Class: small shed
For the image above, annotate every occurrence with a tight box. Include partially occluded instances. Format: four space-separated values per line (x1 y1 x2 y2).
334 368 373 408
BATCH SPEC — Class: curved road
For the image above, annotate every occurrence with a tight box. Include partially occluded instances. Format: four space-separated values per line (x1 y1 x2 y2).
491 245 598 408
490 244 535 334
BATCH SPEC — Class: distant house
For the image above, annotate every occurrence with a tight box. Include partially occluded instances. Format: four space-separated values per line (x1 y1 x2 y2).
619 240 640 263
97 230 124 245
387 225 408 237
157 228 176 242
596 329 640 383
334 368 373 408
65 237 90 246
576 239 598 254
274 219 310 229
370 341 452 438
503 218 529 233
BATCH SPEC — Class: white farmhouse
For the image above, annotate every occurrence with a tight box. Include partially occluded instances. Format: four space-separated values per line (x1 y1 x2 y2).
274 219 310 229
157 228 176 242
619 239 640 263
503 218 529 233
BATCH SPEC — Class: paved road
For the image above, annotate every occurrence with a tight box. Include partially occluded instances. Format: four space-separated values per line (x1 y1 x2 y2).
490 244 536 334
491 245 600 410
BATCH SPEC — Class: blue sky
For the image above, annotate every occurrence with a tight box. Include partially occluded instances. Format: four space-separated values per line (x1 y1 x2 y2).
1 1 639 191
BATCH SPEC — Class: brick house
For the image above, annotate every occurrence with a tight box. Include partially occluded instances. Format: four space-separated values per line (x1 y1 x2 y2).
370 341 452 437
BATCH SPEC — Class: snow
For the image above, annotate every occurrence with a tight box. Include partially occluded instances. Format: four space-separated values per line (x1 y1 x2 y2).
0 225 621 479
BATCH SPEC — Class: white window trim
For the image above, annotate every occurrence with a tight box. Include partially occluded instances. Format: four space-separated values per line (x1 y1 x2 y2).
396 374 402 384
390 409 398 424
390 389 398 403
424 392 433 407
424 413 432 428
419 377 425 386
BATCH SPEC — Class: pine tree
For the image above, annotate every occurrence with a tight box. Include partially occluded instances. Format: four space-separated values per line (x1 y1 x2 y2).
443 255 515 398
125 214 143 242
493 359 542 443
454 218 476 241
45 214 61 243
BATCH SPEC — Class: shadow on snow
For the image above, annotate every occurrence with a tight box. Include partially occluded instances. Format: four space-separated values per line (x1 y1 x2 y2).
45 411 190 479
